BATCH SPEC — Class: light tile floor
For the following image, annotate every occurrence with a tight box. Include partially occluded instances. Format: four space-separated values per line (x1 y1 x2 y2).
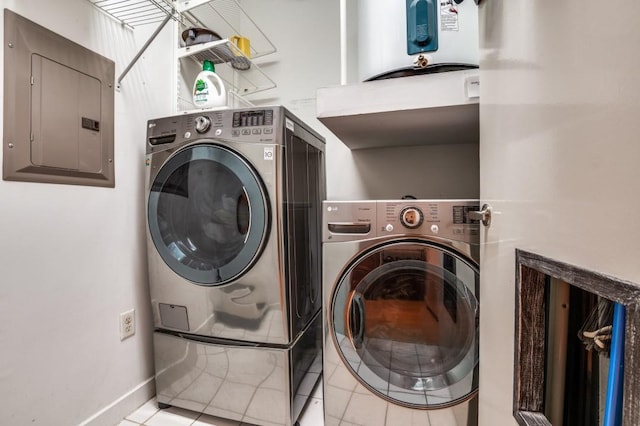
119 380 324 426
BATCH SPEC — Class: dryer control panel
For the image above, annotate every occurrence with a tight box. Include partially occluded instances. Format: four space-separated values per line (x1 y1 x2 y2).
323 200 480 244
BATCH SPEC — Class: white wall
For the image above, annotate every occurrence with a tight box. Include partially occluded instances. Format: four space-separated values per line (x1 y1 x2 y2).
478 1 640 425
0 1 174 424
350 143 478 200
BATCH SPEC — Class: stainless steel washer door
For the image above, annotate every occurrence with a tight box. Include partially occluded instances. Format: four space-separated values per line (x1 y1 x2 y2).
148 144 269 286
330 240 479 409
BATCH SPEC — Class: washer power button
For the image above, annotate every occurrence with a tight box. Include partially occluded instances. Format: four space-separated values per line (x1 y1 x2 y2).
385 224 394 232
430 224 439 234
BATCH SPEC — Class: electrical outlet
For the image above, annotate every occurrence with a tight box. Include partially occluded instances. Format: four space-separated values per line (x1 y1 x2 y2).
120 309 135 340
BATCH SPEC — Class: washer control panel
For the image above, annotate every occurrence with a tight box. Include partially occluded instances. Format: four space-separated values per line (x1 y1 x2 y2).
232 110 274 127
146 107 281 154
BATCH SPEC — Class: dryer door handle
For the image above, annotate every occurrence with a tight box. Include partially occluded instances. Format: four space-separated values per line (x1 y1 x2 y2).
350 294 366 349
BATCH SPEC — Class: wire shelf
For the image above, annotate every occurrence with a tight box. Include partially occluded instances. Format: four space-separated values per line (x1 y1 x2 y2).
175 0 277 109
178 39 276 99
86 0 277 101
88 0 177 28
178 39 251 70
177 0 276 59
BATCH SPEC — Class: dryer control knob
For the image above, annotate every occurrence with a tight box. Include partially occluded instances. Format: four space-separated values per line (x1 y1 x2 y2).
194 116 211 133
400 207 424 229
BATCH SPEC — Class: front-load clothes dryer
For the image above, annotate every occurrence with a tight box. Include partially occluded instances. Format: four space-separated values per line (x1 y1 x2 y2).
145 106 325 426
322 200 480 426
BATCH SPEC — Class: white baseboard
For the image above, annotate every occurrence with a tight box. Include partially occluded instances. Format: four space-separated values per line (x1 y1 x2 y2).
78 377 155 426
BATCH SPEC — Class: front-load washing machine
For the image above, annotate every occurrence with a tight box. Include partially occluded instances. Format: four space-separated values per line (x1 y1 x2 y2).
322 200 480 426
145 106 325 426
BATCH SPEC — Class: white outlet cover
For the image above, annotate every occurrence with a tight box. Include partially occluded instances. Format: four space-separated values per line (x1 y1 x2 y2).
120 309 135 340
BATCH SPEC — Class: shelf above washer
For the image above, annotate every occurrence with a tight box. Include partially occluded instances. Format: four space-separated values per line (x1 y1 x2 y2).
178 39 250 69
178 38 276 100
176 0 276 60
175 0 278 109
316 70 480 150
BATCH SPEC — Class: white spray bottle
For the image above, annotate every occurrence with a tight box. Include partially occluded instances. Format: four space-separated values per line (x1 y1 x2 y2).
192 60 227 109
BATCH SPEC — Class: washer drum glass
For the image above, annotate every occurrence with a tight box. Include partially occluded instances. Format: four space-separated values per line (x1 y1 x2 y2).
148 144 268 285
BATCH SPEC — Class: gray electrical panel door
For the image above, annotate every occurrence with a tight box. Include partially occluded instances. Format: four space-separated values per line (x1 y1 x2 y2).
30 55 103 173
3 9 115 187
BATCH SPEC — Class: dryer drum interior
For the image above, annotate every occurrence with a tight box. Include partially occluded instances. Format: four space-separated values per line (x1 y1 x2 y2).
148 143 269 286
331 240 479 408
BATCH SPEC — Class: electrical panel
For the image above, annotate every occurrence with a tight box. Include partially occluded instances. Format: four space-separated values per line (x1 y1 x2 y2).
3 9 115 187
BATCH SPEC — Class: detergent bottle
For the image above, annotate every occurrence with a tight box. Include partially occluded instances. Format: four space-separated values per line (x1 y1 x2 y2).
192 60 227 109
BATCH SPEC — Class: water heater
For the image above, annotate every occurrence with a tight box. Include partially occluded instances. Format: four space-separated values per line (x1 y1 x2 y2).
357 0 479 81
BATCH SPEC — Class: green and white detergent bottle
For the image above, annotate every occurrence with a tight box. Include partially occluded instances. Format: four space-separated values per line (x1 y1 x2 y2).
192 60 227 109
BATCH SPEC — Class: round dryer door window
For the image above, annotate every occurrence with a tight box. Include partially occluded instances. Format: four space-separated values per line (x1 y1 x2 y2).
148 144 268 286
330 240 479 409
